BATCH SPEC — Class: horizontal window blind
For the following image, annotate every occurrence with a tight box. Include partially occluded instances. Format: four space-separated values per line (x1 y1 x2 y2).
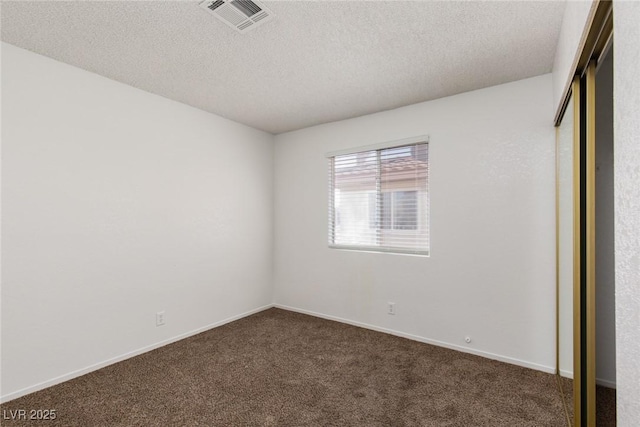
328 142 429 255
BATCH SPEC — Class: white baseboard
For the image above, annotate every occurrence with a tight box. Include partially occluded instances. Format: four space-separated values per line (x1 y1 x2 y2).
274 304 556 374
559 369 574 379
558 370 616 389
0 304 275 403
3 303 561 403
596 378 616 389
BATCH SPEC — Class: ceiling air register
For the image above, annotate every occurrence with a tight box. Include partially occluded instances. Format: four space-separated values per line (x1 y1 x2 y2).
199 0 274 34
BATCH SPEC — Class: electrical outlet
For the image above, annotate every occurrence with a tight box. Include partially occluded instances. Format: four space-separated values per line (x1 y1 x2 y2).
388 302 396 315
156 311 165 326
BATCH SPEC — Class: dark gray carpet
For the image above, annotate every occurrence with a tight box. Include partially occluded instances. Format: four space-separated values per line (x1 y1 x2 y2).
2 308 567 426
597 385 617 426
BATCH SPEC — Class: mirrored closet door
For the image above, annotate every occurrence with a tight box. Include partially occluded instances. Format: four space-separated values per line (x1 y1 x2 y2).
555 2 615 425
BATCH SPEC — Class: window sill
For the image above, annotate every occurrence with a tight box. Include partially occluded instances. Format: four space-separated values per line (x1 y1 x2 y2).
328 244 429 257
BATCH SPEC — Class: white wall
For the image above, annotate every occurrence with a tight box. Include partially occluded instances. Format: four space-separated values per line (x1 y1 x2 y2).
273 75 557 372
595 47 616 389
613 2 640 425
552 0 596 114
0 43 274 402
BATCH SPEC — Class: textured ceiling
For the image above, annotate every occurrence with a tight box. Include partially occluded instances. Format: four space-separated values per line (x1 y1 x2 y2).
1 1 566 134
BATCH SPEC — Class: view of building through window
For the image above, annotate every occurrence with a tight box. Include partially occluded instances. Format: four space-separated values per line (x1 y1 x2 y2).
328 141 429 254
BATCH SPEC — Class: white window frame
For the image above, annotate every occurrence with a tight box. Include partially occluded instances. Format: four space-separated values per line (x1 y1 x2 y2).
327 135 430 256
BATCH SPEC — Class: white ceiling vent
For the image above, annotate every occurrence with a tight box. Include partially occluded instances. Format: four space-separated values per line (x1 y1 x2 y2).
199 0 274 34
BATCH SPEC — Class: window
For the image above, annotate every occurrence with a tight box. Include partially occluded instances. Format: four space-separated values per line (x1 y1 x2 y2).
368 191 418 230
328 138 429 255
